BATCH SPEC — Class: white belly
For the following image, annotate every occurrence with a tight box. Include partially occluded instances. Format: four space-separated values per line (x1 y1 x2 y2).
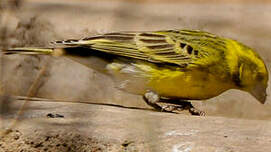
66 55 148 94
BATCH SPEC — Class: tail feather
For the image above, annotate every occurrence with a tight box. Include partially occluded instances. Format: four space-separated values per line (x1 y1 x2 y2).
3 47 54 55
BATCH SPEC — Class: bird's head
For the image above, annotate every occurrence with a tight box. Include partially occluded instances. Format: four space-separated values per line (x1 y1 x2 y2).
234 44 268 104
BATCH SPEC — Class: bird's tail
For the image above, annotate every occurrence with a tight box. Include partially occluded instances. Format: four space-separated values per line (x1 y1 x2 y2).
3 47 66 56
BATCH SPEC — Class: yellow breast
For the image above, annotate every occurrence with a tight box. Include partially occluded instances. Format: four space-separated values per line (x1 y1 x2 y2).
136 64 234 100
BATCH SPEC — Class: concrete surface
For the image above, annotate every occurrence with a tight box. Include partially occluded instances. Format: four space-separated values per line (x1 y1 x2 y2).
1 97 271 152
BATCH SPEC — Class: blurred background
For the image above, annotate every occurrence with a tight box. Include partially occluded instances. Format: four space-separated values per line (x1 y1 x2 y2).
1 0 271 120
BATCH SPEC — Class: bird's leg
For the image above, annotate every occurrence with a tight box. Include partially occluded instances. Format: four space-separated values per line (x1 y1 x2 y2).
143 90 181 113
159 98 205 116
143 90 204 115
143 90 163 111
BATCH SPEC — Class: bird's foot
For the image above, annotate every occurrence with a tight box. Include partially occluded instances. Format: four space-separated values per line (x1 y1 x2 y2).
160 102 205 116
143 91 205 116
188 106 205 116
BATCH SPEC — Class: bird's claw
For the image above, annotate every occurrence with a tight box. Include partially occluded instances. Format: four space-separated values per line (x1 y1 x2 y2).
143 90 205 116
161 104 204 116
189 107 205 116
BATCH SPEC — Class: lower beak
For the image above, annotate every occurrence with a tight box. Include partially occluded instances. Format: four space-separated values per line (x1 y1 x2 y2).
250 85 267 104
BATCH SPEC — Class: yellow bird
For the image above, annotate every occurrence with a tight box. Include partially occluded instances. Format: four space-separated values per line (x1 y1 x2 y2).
4 29 268 114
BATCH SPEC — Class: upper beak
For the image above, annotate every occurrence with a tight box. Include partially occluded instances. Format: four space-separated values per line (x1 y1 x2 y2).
250 84 267 104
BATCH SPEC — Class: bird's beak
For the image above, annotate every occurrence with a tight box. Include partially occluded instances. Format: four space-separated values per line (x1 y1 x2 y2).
250 84 267 104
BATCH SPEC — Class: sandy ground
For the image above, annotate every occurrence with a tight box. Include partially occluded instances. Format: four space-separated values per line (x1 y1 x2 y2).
0 0 271 151
1 97 271 152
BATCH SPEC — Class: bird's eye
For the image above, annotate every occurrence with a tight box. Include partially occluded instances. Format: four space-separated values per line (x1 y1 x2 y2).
256 74 264 81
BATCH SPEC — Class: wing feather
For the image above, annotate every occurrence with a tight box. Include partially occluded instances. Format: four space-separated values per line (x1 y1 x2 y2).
53 30 223 68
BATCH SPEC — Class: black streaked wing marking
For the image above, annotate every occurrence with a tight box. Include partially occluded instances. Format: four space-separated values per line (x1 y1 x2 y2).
54 31 196 67
137 32 174 51
146 44 173 50
53 32 151 61
92 44 143 56
180 43 186 48
136 32 193 66
174 30 226 52
90 46 160 63
104 32 136 36
88 32 193 67
153 48 177 54
83 33 135 41
140 39 167 43
139 33 166 38
83 36 133 41
166 30 227 64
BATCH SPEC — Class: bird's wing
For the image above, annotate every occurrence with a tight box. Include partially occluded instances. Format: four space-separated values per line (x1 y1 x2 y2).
53 29 226 68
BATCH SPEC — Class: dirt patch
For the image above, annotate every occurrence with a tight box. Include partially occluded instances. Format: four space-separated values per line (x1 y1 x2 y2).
0 129 114 152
